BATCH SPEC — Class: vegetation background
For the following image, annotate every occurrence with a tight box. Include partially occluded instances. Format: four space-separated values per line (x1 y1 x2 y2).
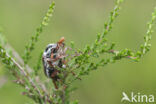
0 0 156 104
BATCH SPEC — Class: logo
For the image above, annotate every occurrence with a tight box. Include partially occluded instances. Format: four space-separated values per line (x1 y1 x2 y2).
121 92 154 103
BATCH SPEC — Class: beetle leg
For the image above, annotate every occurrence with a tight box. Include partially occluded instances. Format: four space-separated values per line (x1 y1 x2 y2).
51 70 59 89
51 53 54 59
52 79 58 89
52 56 62 62
47 60 53 67
51 70 58 78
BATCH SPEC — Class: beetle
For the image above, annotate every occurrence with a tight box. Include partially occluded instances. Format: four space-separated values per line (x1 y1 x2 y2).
42 37 66 89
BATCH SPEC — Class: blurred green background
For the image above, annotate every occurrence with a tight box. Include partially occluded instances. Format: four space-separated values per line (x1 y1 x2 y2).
0 0 156 104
